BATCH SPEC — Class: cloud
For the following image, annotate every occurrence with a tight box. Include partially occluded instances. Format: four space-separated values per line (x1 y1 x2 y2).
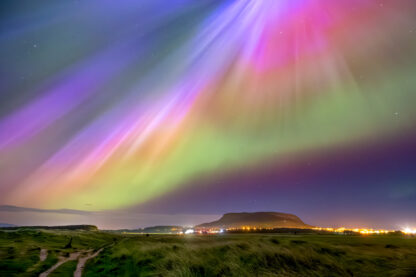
0 205 219 229
0 205 91 215
389 184 416 200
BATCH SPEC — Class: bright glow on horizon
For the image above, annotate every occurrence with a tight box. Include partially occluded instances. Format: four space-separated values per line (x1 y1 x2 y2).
402 228 416 235
313 227 393 235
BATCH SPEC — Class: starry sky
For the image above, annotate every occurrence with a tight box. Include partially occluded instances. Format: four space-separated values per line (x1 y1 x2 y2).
0 0 416 229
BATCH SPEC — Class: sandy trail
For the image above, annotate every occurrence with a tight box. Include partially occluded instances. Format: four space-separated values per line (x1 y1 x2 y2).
40 249 48 262
39 252 80 277
73 248 103 277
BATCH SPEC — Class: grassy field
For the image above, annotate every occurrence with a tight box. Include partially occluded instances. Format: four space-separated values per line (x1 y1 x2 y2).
1 230 416 277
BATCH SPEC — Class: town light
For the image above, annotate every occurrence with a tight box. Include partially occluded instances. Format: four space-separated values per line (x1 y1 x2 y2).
185 229 194 234
402 228 416 235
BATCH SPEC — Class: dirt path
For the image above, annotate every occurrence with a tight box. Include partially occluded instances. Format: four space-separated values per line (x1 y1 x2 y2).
73 248 103 277
40 249 48 262
39 252 81 277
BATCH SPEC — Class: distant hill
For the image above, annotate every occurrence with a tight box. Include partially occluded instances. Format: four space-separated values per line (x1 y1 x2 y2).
141 226 183 233
114 226 184 234
141 225 183 233
196 212 312 229
0 225 98 231
0 223 17 228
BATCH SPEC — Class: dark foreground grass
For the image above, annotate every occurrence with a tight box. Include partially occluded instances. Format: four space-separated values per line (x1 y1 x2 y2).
0 229 116 276
1 230 416 277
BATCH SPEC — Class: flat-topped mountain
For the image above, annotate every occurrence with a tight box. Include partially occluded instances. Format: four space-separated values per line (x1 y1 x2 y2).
196 212 312 229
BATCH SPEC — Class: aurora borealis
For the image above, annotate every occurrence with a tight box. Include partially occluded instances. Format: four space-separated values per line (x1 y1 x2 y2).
1 0 416 228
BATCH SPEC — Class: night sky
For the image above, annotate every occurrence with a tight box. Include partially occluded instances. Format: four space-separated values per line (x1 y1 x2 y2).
1 0 416 229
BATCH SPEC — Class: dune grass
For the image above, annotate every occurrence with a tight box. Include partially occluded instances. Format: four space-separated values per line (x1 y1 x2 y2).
48 260 78 277
1 230 416 276
83 234 416 277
